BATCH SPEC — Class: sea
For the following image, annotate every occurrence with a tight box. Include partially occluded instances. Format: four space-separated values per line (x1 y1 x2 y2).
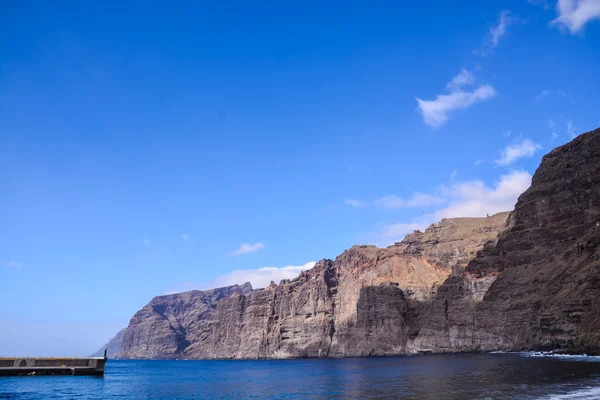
2 353 600 399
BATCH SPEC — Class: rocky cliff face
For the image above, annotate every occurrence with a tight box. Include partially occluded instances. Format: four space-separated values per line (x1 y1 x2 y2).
92 328 125 358
116 214 509 359
118 283 253 359
410 127 600 354
394 212 510 274
112 127 600 359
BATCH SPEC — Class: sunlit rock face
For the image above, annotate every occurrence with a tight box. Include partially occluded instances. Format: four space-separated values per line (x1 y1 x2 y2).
114 127 600 359
117 214 509 359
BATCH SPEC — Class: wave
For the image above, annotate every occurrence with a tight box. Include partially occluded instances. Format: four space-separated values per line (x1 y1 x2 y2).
518 352 600 362
540 387 600 399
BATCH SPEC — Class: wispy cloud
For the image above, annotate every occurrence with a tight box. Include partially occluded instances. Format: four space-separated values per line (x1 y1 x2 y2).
536 90 575 104
551 0 600 33
375 192 445 209
228 242 265 256
537 89 550 101
345 199 367 208
528 0 551 9
7 261 22 268
136 256 148 262
495 138 542 166
371 170 532 246
181 233 190 241
567 120 578 138
559 91 576 104
552 132 559 140
374 195 405 209
446 69 475 90
212 262 317 289
379 222 429 241
166 261 318 294
435 170 532 219
142 238 152 245
477 11 514 56
416 78 496 128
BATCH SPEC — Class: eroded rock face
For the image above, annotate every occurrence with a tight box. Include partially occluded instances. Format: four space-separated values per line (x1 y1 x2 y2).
91 328 125 358
116 215 508 359
410 127 600 354
113 127 600 359
118 283 253 359
395 212 510 274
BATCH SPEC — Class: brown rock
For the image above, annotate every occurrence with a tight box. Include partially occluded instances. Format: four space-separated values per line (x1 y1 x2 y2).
410 127 600 354
117 215 508 359
114 126 600 359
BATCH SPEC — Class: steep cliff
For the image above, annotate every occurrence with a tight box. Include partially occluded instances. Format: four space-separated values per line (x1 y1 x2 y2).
116 214 509 359
92 328 125 358
410 127 600 354
118 283 253 359
112 127 600 359
394 211 510 274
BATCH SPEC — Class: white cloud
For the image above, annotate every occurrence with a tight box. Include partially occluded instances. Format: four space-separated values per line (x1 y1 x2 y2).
490 11 511 46
406 192 445 207
345 199 367 208
503 130 512 138
380 223 429 239
478 11 514 56
447 69 475 90
552 132 558 140
7 261 22 268
371 171 531 247
142 238 152 245
567 120 578 138
181 233 190 241
537 89 550 101
375 192 445 209
435 170 532 218
211 262 317 289
228 242 265 256
495 138 542 166
416 85 496 128
374 195 405 208
551 0 600 33
136 256 148 262
369 221 430 247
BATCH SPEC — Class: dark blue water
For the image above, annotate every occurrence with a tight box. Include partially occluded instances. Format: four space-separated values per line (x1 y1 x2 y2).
2 353 600 399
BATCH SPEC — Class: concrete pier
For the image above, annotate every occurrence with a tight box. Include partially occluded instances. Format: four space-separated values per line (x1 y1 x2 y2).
0 356 107 376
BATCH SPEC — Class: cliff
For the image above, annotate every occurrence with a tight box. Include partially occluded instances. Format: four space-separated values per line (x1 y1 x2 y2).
115 214 509 359
410 127 600 354
92 328 125 358
118 283 253 359
110 127 600 359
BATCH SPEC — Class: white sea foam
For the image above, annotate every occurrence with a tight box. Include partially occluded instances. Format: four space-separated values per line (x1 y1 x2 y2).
540 386 600 399
518 351 600 362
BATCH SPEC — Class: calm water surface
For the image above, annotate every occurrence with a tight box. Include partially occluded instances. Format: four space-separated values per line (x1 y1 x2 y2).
2 353 600 399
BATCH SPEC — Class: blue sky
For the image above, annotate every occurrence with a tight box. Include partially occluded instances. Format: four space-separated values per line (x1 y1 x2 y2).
1 0 599 356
